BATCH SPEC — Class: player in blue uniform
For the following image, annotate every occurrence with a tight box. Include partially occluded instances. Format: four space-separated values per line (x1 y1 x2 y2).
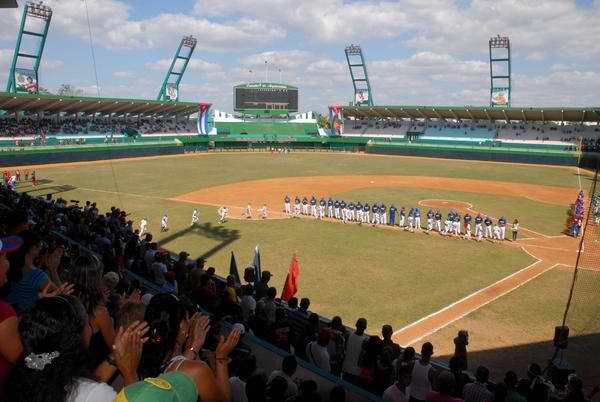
348 202 356 222
453 213 461 236
484 215 493 238
414 207 421 231
498 216 507 240
426 208 434 233
389 205 397 226
475 213 484 241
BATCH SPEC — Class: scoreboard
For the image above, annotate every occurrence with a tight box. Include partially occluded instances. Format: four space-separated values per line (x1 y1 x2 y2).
234 83 298 112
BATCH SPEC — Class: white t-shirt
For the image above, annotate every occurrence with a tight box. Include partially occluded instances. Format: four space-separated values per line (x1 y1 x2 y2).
383 384 410 402
343 331 367 375
229 376 248 402
306 342 330 372
68 378 116 402
409 360 432 400
268 370 298 398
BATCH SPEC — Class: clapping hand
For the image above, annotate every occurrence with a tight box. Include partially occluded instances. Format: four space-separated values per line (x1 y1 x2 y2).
112 321 149 384
40 281 74 298
186 313 211 352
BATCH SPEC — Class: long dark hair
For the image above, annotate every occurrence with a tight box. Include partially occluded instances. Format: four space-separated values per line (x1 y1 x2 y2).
139 293 186 378
68 254 105 317
6 230 41 283
4 296 92 402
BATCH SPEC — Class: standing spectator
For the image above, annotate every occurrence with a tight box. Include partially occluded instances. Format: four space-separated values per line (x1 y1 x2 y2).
382 324 402 360
240 284 256 321
426 371 464 402
306 329 331 372
151 253 168 286
174 251 190 290
327 316 347 375
229 354 256 402
343 318 368 384
254 271 272 300
463 366 493 402
0 236 23 394
268 355 299 399
287 297 298 311
453 330 469 371
298 297 311 316
330 385 346 402
410 342 436 402
256 287 277 327
383 363 412 402
449 356 472 398
358 335 383 393
266 375 288 402
296 313 319 361
504 371 527 402
245 373 267 402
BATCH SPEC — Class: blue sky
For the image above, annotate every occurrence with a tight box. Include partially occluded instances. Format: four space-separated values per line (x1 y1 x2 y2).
1 0 599 113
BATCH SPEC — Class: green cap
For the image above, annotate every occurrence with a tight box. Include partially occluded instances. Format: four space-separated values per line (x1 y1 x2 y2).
114 372 197 402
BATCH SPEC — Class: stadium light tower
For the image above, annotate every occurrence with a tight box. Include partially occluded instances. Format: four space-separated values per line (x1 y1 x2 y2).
157 35 197 102
344 44 374 107
6 1 53 94
489 35 511 107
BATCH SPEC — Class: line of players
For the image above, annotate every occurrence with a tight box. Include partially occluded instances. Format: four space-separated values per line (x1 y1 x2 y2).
284 195 511 241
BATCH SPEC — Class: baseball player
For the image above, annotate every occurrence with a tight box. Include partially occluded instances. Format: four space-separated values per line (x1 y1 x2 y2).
434 210 442 232
15 170 20 182
139 218 148 236
327 198 334 218
372 203 379 226
260 204 268 219
493 222 502 241
398 207 405 228
340 200 347 222
31 170 37 187
218 206 229 223
484 215 493 238
191 209 199 226
363 202 370 224
302 197 309 215
443 211 453 235
310 196 318 217
348 201 355 221
414 207 421 231
389 205 397 226
426 209 434 233
160 214 169 232
380 204 387 225
407 208 415 231
464 213 472 240
245 204 253 219
475 213 484 241
498 216 507 240
356 201 364 224
284 195 291 214
295 196 301 214
453 213 461 236
334 199 341 219
319 198 326 220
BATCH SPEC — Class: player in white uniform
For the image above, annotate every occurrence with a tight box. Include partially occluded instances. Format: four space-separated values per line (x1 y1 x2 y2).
484 216 493 238
218 206 228 223
407 208 414 232
260 204 268 219
493 223 501 241
139 218 148 236
284 195 291 214
244 204 253 219
191 209 199 226
160 214 169 232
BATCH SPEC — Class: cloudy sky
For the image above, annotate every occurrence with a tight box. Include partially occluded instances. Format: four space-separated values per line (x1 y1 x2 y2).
1 0 599 113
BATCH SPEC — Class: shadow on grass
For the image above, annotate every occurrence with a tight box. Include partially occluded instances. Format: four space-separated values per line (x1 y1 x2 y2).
22 182 78 196
158 222 240 260
434 332 600 393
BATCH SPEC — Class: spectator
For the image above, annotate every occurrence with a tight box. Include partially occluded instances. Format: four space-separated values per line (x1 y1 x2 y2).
270 308 292 352
330 385 346 402
254 270 272 300
69 254 116 368
504 371 526 402
245 373 268 402
143 242 158 268
520 363 554 402
230 354 256 402
307 329 331 372
4 296 145 402
426 371 464 402
195 273 217 310
298 297 311 316
225 275 238 304
463 366 492 402
562 374 585 402
116 301 146 328
240 284 256 321
453 330 469 371
328 316 347 375
268 355 299 399
449 356 472 398
293 379 321 402
343 317 368 383
0 236 23 393
256 286 277 326
395 346 416 380
382 324 402 360
383 362 412 402
174 251 190 289
494 383 508 402
161 271 178 295
358 335 383 393
151 252 168 286
410 342 436 402
266 374 288 402
139 293 241 402
287 296 298 310
296 312 319 361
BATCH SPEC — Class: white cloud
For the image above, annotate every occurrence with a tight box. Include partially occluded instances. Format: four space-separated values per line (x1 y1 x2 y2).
113 70 134 78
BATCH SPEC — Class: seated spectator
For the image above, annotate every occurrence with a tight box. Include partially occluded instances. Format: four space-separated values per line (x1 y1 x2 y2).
195 273 217 310
383 363 412 402
0 236 23 393
268 355 299 399
503 371 526 402
116 301 146 328
463 366 492 402
426 371 464 402
4 295 145 402
151 253 168 286
230 354 256 402
519 363 554 402
270 308 292 352
307 329 331 372
343 317 368 384
410 342 436 402
69 254 117 368
139 293 241 402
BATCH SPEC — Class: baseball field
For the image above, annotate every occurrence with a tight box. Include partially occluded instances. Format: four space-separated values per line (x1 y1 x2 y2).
11 151 600 384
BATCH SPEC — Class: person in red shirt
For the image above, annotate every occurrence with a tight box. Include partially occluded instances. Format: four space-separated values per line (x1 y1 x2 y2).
0 235 24 394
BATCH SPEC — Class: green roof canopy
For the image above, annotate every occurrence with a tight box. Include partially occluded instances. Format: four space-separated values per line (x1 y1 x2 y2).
341 105 600 123
0 92 198 117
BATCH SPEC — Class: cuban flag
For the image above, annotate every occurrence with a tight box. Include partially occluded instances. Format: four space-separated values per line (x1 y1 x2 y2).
197 102 212 135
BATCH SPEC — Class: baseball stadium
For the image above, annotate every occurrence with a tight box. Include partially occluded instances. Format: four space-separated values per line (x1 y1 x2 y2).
0 2 599 402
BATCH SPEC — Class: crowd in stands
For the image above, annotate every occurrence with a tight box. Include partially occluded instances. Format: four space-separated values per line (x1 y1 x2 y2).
0 180 596 401
0 116 196 139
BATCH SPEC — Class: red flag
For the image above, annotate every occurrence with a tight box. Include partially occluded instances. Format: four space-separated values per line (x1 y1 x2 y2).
281 254 300 301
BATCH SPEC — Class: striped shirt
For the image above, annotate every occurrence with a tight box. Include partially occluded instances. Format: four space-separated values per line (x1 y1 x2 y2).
7 267 48 312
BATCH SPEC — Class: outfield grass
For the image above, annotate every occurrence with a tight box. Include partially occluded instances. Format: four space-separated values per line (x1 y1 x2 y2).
337 187 568 236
